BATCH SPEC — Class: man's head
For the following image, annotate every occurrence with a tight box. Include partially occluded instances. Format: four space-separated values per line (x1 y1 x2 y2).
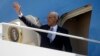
47 11 59 27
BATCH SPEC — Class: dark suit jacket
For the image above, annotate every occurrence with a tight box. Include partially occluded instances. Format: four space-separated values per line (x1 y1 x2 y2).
19 16 72 52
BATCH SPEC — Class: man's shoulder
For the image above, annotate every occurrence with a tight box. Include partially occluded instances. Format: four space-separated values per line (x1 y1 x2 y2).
41 25 48 27
58 26 68 34
41 24 49 27
58 26 65 30
40 24 50 29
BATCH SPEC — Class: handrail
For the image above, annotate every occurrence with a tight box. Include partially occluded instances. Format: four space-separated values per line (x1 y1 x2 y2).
0 22 100 44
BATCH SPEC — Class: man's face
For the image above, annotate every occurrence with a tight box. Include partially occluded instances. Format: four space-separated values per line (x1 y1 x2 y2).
47 14 58 26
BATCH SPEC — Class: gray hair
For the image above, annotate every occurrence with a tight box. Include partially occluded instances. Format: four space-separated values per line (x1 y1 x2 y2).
49 11 59 19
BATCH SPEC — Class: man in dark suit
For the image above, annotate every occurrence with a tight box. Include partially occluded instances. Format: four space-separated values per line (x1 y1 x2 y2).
13 2 72 52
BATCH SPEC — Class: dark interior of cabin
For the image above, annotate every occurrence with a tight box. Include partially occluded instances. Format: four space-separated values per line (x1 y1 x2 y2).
62 11 92 55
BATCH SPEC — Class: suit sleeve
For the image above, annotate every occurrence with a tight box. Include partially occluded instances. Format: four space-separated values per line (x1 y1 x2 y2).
19 16 39 28
63 29 72 52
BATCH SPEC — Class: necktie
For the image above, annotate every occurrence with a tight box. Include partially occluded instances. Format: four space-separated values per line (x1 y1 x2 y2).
48 27 53 42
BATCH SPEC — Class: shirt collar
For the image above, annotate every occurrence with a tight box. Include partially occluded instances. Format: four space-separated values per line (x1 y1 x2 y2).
50 25 58 30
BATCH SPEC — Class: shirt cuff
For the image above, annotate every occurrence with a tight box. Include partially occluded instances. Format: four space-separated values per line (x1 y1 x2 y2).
18 12 23 17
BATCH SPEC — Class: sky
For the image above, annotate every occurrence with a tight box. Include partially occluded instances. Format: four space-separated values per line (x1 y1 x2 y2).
0 0 91 24
0 0 100 56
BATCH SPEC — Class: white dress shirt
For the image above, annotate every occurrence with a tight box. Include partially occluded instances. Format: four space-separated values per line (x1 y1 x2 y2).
48 25 58 42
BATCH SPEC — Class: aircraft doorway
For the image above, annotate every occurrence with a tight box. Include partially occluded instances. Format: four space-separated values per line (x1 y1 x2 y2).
59 5 92 55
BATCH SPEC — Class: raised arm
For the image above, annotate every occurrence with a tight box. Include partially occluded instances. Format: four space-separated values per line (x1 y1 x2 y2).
13 2 39 28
